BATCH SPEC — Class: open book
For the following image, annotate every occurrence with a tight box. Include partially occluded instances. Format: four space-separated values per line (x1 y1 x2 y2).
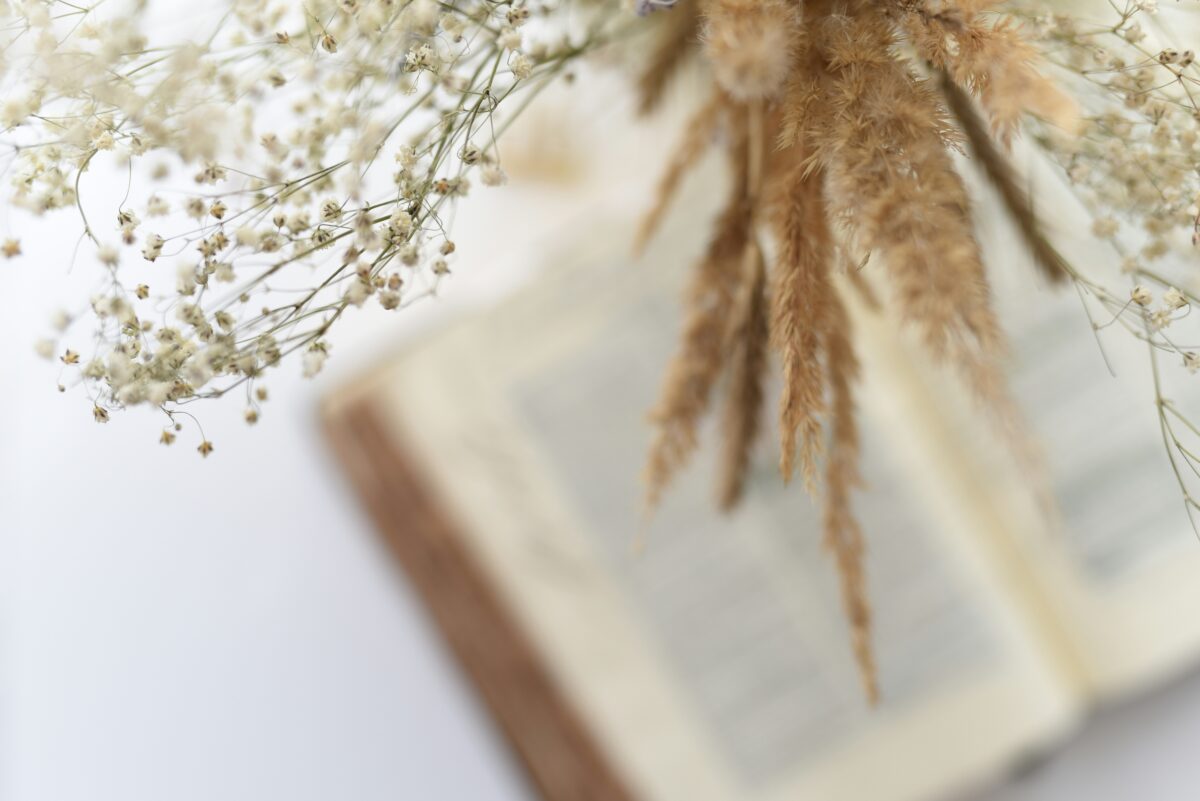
322 203 1200 801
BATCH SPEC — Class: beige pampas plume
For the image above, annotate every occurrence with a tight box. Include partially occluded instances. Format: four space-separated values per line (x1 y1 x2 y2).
639 0 1069 703
644 131 751 510
770 165 832 492
717 238 769 511
892 0 1078 143
814 8 1002 364
822 290 875 704
701 0 799 101
939 72 1071 285
637 0 700 114
635 94 726 253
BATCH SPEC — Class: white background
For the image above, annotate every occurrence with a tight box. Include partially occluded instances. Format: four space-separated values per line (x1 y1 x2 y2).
5 57 1200 801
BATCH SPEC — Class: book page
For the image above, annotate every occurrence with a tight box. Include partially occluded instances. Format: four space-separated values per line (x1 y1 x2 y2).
919 162 1200 700
957 283 1200 698
346 211 1081 801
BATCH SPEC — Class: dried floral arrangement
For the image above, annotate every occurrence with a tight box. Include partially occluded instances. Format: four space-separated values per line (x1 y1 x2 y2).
6 0 1200 700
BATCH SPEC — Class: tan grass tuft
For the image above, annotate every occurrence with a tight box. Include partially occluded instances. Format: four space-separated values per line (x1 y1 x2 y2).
822 290 877 704
770 164 833 491
644 134 752 510
641 0 1065 701
939 72 1070 284
717 237 769 511
701 0 800 102
894 0 1077 143
635 94 726 254
814 8 1003 368
637 1 701 116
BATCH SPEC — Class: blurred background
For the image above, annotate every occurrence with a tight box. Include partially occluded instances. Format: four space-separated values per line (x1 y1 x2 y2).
7 43 1200 801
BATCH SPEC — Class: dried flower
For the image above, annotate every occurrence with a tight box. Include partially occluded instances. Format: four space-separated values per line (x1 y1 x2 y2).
701 0 798 101
7 0 615 452
13 0 1200 704
640 0 1071 701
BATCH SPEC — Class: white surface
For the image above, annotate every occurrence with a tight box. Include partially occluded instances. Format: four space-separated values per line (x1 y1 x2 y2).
1 385 533 801
0 193 545 801
0 70 671 801
5 70 1200 801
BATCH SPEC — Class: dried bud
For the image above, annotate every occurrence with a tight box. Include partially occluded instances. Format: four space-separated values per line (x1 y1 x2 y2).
1164 287 1188 311
701 0 798 101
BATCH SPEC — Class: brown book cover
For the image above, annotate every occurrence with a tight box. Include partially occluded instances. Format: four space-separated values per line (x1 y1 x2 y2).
322 392 636 801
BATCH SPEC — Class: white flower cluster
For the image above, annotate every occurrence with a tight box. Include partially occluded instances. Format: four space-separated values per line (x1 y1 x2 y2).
1024 2 1200 523
1033 4 1200 271
2 0 611 452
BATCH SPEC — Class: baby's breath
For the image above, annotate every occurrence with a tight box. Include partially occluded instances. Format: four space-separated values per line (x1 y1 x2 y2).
1024 1 1200 528
2 0 617 448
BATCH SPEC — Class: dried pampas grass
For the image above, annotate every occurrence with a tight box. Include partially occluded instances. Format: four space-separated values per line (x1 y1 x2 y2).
717 237 769 511
638 0 1073 701
701 0 800 101
644 125 752 509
